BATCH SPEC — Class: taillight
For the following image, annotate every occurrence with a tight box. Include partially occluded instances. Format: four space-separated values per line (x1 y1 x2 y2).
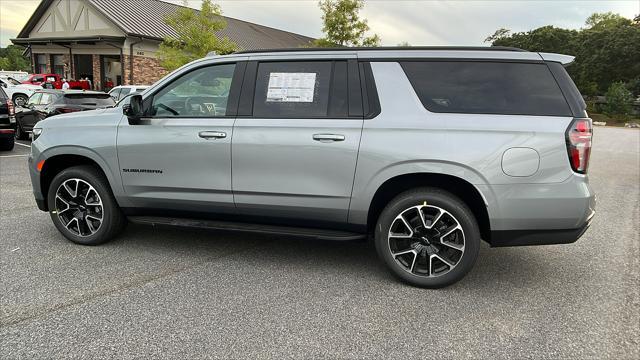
566 118 592 174
6 100 14 116
57 107 81 113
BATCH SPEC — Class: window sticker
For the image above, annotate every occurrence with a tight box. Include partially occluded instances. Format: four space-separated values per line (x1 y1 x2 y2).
266 72 317 102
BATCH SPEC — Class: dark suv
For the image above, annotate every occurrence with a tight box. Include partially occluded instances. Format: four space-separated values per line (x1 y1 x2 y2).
0 87 16 151
15 90 115 140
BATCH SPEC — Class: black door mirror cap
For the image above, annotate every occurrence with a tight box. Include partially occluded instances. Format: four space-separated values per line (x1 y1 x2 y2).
124 94 143 124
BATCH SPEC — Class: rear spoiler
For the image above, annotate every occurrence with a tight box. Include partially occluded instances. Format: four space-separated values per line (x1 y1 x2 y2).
538 52 575 65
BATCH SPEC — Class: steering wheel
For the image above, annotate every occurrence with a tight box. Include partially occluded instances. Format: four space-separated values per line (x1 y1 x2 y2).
185 97 217 116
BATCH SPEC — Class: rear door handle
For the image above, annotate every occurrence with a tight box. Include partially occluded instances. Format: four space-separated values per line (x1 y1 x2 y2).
199 131 227 139
313 134 345 142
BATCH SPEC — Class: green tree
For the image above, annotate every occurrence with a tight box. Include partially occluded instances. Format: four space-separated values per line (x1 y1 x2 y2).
0 45 31 72
604 82 633 115
157 0 236 71
485 13 640 95
313 0 380 47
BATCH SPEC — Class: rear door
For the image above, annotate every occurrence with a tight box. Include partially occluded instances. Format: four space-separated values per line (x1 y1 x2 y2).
232 57 364 224
117 60 245 213
17 93 41 131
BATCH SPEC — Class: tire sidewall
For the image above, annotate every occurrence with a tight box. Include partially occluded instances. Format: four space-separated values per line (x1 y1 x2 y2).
0 137 15 151
375 189 480 288
47 167 120 245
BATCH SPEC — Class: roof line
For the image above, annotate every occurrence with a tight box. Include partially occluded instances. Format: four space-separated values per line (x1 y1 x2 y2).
234 46 527 54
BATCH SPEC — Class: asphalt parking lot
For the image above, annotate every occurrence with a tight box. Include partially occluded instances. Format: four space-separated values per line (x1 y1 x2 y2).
1 127 638 359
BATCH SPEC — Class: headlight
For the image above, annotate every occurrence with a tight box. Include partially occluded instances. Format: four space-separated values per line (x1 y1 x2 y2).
32 128 42 141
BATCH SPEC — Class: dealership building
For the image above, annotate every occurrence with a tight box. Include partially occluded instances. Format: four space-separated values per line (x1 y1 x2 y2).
12 0 314 90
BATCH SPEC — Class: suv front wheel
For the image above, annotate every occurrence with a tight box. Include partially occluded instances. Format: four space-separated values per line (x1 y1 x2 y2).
47 166 126 245
375 188 480 288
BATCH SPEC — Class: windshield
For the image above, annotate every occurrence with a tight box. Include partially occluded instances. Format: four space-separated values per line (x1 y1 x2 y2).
1 77 21 85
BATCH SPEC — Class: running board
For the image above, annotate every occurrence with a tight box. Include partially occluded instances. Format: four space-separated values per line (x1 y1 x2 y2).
127 216 367 241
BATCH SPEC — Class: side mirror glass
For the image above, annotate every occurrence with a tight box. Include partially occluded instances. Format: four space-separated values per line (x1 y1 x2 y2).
124 94 143 124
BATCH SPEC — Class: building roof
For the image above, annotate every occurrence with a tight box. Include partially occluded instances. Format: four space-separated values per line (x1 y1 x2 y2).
16 0 314 50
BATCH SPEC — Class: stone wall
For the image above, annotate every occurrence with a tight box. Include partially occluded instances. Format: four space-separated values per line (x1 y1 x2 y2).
127 56 168 85
92 55 101 90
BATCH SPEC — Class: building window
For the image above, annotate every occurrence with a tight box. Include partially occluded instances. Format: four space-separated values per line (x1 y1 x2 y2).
51 55 65 76
35 54 47 74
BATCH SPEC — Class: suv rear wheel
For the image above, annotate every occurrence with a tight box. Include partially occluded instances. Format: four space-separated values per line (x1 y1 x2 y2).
47 166 126 245
375 188 480 288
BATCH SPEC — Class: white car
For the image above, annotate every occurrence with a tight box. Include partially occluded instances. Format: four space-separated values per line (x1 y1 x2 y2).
108 85 150 102
0 77 41 107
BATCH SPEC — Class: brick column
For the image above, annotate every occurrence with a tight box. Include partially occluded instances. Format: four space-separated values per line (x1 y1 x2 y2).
92 55 101 90
123 54 132 85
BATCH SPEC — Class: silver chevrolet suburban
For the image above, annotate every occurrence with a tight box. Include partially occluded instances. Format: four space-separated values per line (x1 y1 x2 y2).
28 47 596 287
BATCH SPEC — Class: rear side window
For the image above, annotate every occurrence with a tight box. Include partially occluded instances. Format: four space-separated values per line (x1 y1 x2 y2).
401 61 571 116
253 61 344 118
0 87 7 101
64 94 115 106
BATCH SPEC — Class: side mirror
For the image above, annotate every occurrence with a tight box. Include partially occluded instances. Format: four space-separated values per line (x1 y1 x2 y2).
124 94 143 124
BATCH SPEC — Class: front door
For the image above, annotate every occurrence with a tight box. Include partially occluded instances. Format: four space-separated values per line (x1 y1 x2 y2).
232 60 364 224
117 62 240 214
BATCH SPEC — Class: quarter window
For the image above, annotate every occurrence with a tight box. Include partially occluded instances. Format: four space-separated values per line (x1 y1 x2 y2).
401 61 572 117
150 63 236 117
253 61 337 118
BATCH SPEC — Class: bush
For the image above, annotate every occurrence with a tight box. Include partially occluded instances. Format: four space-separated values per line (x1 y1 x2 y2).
604 82 633 115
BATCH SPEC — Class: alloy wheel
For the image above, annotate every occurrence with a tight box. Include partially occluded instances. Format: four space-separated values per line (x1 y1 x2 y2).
388 204 465 277
55 178 104 237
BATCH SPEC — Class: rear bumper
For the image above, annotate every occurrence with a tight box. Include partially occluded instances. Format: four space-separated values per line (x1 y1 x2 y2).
489 209 594 247
0 128 15 139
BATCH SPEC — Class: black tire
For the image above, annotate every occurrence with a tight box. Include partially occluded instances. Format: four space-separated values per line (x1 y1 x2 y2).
13 94 28 107
0 137 15 151
47 165 127 245
15 123 28 140
374 187 480 288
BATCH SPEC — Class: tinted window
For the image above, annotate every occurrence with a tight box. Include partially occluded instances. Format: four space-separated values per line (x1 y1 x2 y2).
401 61 571 116
253 61 334 118
0 87 7 101
151 63 235 117
64 94 115 106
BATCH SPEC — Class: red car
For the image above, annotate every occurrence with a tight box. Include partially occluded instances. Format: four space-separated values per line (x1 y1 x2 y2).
21 74 91 90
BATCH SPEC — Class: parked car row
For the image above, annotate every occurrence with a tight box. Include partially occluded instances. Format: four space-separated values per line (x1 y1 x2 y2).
14 89 116 140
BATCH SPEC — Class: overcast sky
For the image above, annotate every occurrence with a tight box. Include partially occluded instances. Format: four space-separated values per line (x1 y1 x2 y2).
1 0 638 47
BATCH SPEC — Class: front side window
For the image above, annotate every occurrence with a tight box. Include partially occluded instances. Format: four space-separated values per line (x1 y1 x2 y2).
150 63 236 117
28 93 42 106
401 61 572 117
110 88 123 101
39 93 55 105
253 61 334 118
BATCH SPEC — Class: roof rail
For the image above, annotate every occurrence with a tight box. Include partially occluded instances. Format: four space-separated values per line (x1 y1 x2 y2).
233 46 527 54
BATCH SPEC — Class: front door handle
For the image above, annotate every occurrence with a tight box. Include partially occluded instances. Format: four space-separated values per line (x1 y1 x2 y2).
199 131 227 139
313 134 345 142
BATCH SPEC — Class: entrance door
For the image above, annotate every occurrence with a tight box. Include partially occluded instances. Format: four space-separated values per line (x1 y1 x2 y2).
232 60 364 224
117 62 241 214
100 55 121 90
74 54 94 83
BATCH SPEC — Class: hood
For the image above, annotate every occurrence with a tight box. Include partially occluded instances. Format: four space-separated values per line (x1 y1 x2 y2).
37 107 119 129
